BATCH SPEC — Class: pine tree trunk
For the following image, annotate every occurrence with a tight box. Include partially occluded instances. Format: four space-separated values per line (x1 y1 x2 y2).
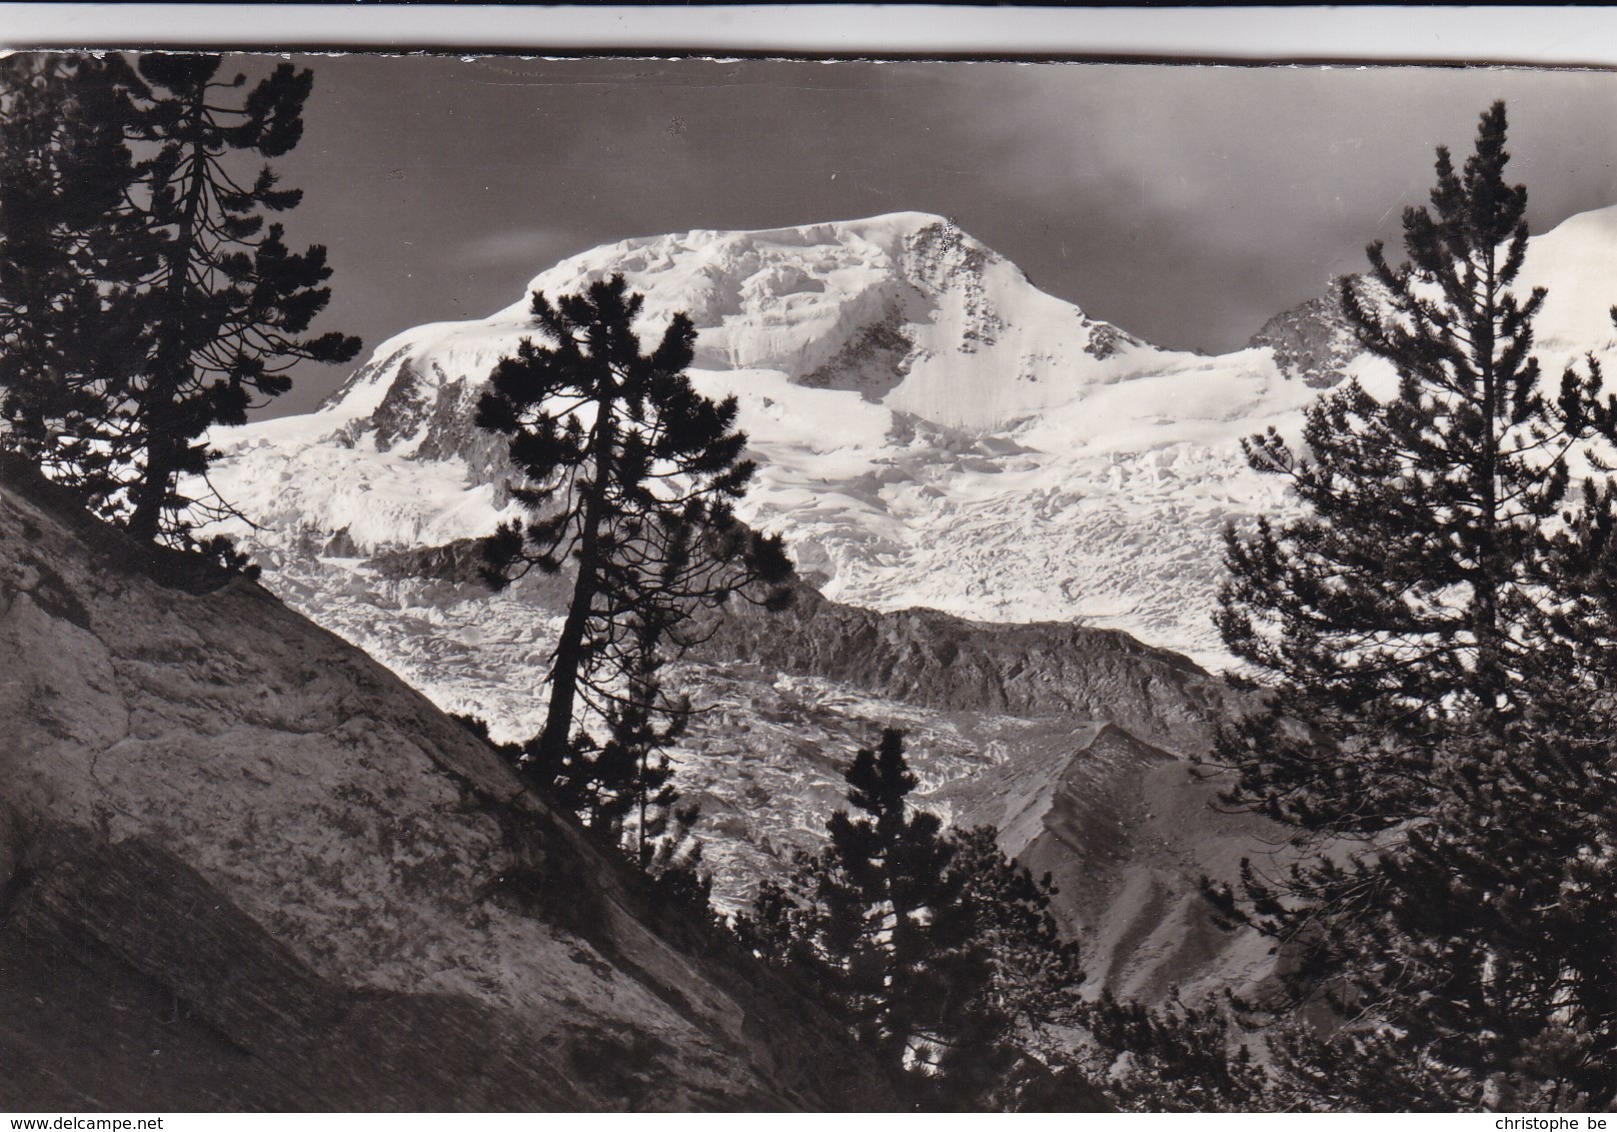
1473 254 1504 720
127 88 207 544
638 746 648 864
536 394 616 765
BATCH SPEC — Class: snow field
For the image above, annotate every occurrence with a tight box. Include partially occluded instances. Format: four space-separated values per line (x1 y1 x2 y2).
207 207 1617 670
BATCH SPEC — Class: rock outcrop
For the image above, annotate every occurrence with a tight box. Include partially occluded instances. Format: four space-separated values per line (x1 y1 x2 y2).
703 583 1235 757
0 463 895 1112
994 725 1279 1003
235 538 1271 1005
1246 278 1361 389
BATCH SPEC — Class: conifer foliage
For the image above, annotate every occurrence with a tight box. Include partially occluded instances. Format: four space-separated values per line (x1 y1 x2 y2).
1212 101 1617 1109
0 55 149 512
946 826 1083 1041
1081 992 1266 1112
120 55 361 544
0 53 359 548
1218 100 1617 832
739 730 1098 1111
477 274 792 803
740 730 1011 1106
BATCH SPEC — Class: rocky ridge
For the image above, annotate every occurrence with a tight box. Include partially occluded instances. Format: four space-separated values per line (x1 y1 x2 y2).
1246 276 1363 389
702 583 1233 756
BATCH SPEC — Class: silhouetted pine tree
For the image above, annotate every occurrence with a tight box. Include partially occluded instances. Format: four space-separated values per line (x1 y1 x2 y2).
1218 100 1617 832
477 274 792 795
944 826 1117 1112
1081 991 1268 1112
641 800 714 919
738 731 1017 1109
946 826 1084 1039
118 54 360 544
1210 101 1617 1109
1234 717 1617 1111
0 54 150 514
452 701 712 914
0 53 358 548
513 620 682 844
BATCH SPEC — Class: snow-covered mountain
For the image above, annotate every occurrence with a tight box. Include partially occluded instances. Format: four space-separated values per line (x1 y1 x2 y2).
210 212 1286 665
333 211 1171 433
210 205 1617 666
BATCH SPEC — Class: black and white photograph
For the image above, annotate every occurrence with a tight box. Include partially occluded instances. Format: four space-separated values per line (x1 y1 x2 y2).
4 6 1617 1116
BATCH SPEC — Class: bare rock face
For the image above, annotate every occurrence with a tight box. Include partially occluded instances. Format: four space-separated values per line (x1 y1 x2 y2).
702 584 1235 757
0 465 894 1112
1247 278 1361 389
999 727 1280 1003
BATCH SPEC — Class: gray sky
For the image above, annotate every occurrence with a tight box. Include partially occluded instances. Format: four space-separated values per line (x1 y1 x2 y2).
247 55 1617 416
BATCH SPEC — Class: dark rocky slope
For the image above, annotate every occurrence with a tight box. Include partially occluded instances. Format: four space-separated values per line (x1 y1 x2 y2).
0 465 896 1112
684 588 1280 1004
366 541 1236 757
996 726 1280 1002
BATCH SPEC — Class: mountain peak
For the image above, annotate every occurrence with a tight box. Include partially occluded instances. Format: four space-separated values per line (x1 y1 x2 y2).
213 198 1617 691
322 210 1175 441
571 210 964 266
1518 203 1617 354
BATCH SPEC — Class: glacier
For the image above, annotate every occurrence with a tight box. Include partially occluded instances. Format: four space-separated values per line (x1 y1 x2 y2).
206 206 1617 669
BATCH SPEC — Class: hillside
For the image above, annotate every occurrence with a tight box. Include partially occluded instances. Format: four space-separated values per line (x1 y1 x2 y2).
248 539 1276 1004
0 462 897 1112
